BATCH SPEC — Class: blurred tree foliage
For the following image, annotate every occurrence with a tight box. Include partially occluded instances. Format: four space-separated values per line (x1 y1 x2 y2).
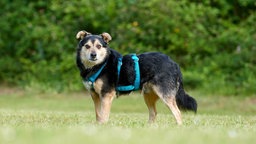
0 0 255 95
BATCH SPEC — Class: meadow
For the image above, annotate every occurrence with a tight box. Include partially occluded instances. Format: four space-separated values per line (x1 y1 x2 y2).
1 1 256 144
0 87 255 144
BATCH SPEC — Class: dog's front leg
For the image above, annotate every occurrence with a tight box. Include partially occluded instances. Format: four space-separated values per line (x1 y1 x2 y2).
90 91 101 122
99 90 116 123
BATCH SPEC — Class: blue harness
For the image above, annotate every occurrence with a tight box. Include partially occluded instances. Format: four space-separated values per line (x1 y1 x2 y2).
83 62 107 87
116 54 140 91
84 54 140 91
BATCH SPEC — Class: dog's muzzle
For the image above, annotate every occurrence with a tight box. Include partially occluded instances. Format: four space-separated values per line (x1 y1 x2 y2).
90 53 97 61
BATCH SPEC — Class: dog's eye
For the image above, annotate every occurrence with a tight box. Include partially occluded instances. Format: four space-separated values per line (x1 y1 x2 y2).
96 44 101 49
85 45 90 49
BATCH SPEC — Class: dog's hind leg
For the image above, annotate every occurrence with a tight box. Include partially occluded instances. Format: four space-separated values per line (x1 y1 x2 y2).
152 85 182 125
142 83 159 123
143 92 159 123
163 96 182 125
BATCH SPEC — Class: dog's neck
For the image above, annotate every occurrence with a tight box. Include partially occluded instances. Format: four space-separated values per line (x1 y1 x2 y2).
81 58 108 80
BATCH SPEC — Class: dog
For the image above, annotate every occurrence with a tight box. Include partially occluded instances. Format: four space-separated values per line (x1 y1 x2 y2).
76 30 197 125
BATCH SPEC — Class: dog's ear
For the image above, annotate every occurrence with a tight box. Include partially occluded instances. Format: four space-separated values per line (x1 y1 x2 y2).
101 32 112 44
76 30 91 40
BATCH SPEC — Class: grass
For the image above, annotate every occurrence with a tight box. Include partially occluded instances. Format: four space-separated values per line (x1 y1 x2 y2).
0 87 256 144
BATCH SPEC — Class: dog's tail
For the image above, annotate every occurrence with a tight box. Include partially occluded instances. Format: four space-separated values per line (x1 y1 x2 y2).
176 78 197 113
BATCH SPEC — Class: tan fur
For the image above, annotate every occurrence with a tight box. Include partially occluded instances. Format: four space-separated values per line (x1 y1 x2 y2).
94 78 104 94
93 82 182 124
76 30 91 40
80 39 108 68
142 83 182 125
101 32 112 43
164 97 182 125
90 78 116 123
142 83 159 123
90 89 116 124
90 91 101 122
99 89 116 123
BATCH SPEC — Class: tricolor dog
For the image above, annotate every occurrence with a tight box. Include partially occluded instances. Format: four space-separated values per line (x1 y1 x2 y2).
76 31 197 125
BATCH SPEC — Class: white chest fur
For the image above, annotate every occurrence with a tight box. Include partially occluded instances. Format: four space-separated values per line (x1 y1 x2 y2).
82 78 104 94
83 81 93 90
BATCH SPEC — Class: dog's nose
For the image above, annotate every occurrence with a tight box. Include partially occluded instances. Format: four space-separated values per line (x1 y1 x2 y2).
90 53 97 59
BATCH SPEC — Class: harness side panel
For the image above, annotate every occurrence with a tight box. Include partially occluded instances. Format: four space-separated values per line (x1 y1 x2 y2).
118 55 136 87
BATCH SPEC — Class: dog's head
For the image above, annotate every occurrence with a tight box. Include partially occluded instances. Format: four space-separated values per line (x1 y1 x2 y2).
76 31 112 68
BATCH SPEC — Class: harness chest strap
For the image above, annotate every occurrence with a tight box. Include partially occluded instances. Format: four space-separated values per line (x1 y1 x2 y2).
83 54 140 91
83 62 107 88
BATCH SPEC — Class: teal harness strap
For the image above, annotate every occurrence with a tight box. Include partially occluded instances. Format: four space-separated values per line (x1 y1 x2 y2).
83 62 107 87
116 54 140 91
131 54 140 90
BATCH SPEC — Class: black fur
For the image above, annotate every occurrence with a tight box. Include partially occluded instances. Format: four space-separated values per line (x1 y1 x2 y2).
138 52 197 112
76 35 197 113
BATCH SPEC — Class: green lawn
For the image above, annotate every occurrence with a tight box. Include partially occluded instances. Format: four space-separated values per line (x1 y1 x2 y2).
0 88 256 144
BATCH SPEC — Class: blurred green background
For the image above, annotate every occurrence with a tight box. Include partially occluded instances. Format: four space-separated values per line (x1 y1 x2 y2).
0 0 256 95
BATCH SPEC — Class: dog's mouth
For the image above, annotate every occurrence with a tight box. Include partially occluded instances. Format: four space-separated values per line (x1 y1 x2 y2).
89 58 98 61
